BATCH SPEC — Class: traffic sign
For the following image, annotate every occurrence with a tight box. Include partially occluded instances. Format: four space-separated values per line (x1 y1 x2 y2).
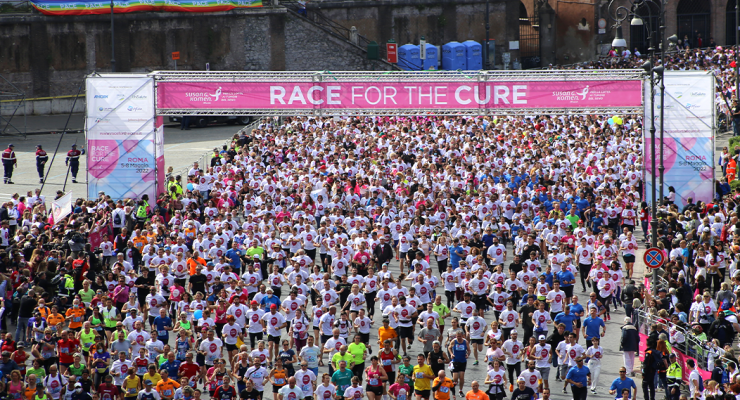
643 247 665 269
171 52 180 60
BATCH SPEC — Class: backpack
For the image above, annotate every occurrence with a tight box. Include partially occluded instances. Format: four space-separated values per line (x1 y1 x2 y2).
646 349 662 371
113 211 122 226
697 372 704 392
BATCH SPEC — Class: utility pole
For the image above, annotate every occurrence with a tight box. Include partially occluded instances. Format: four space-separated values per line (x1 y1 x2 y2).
484 0 490 69
110 0 116 72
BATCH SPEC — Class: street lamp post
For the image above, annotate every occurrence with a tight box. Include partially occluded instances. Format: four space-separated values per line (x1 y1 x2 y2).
110 0 116 72
484 0 490 70
608 0 665 294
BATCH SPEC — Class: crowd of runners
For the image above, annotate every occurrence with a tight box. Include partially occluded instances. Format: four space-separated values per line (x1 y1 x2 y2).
1 45 740 400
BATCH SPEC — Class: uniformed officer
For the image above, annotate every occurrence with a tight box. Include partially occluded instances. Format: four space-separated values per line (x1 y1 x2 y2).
35 144 48 183
65 144 85 183
1 144 16 184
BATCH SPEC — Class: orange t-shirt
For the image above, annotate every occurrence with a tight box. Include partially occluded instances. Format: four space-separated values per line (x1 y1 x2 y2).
47 313 65 329
188 257 206 275
156 379 180 399
465 390 489 400
433 377 455 400
66 308 86 329
378 326 398 343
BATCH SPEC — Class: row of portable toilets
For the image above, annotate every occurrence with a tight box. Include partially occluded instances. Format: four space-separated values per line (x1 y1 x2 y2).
398 40 482 71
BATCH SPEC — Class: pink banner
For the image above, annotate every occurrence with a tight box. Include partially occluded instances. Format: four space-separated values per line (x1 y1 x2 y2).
157 80 643 110
638 333 711 381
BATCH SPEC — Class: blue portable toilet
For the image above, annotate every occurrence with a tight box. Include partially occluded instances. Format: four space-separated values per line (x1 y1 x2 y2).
398 44 421 71
463 40 482 70
442 41 466 70
423 44 439 70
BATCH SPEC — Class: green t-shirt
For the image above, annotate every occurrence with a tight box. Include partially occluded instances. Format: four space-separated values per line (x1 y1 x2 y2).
330 369 354 396
330 352 354 371
68 364 85 377
433 304 450 326
79 289 95 304
347 343 366 365
246 246 265 260
398 363 414 386
27 367 46 380
565 214 580 229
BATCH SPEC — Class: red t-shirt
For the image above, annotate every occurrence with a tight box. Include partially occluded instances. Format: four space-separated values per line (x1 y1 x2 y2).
98 384 119 400
178 362 200 380
58 339 79 364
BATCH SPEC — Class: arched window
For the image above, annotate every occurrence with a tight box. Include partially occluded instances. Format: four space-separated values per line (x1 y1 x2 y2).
676 0 711 48
727 0 737 46
629 1 660 54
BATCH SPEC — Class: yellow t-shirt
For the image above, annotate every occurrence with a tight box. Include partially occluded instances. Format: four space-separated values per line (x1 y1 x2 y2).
412 364 434 391
143 372 162 387
123 376 141 398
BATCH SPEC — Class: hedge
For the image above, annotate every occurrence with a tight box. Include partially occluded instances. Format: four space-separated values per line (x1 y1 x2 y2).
730 136 740 150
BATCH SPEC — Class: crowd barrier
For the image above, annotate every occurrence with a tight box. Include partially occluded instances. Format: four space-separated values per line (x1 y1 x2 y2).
636 277 735 382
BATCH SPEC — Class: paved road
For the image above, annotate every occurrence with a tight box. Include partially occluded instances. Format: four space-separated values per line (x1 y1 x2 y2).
0 118 243 203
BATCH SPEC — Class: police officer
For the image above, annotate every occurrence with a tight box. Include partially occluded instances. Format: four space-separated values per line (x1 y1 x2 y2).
65 144 85 183
35 145 48 184
666 353 681 400
1 144 16 184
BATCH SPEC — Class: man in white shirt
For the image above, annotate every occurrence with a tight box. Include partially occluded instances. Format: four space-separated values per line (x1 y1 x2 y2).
464 309 486 366
262 304 287 364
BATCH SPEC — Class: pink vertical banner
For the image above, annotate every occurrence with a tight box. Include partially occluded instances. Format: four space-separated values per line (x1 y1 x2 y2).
156 117 165 197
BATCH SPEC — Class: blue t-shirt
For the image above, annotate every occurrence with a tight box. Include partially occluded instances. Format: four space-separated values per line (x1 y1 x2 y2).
153 316 173 341
557 271 575 287
554 312 578 332
449 246 464 268
566 365 590 387
582 316 605 340
610 377 636 398
260 294 281 312
569 303 585 319
161 359 181 379
226 249 243 271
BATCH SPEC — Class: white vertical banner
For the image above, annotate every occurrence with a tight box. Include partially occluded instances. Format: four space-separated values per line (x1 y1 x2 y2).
643 71 714 208
86 74 158 200
49 192 73 225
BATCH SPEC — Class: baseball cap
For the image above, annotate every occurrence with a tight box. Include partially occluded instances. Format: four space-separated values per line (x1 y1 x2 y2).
538 335 546 340
145 380 153 385
270 304 277 309
74 383 82 388
250 300 258 305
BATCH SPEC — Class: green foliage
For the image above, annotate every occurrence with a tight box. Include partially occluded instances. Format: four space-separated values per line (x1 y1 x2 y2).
731 179 740 191
729 136 740 151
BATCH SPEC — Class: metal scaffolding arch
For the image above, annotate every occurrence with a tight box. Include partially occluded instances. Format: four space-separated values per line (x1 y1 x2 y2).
0 74 26 138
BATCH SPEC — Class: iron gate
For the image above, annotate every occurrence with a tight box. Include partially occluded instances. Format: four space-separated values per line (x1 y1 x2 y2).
519 14 541 69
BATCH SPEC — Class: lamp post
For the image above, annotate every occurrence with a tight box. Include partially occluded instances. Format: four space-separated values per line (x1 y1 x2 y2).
110 0 116 72
484 0 490 69
608 0 665 294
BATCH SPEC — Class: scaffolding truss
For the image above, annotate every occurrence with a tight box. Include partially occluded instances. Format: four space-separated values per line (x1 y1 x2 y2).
0 74 26 138
150 69 646 116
